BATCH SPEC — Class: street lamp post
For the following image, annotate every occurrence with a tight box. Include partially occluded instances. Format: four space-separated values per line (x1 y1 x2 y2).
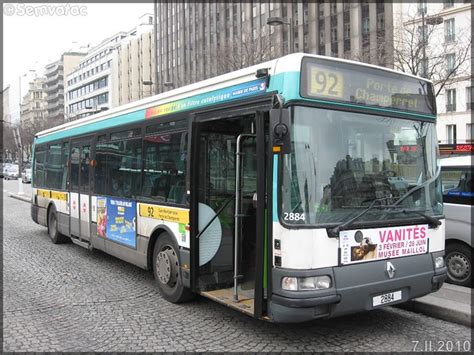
153 0 159 95
420 9 443 78
266 16 294 55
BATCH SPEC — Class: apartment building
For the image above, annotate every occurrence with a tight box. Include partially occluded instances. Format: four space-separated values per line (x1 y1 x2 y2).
44 52 86 124
20 77 48 131
115 14 155 106
395 0 472 144
64 35 121 121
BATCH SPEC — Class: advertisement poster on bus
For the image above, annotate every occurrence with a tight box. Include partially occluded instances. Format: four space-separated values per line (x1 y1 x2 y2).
96 197 137 248
339 224 428 265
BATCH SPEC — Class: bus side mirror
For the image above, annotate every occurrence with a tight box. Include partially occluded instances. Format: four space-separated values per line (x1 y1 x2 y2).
270 108 291 154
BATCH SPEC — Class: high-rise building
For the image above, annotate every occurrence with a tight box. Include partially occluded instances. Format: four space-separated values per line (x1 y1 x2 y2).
115 13 155 106
65 14 154 120
44 52 86 125
65 34 122 121
152 2 396 93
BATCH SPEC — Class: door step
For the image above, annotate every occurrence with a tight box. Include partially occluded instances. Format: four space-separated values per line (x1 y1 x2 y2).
200 288 254 316
70 236 92 250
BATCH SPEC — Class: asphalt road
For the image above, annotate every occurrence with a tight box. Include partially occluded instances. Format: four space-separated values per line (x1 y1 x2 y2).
2 180 472 352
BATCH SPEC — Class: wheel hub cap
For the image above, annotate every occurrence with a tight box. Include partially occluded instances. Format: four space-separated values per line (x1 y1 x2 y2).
156 248 179 286
447 253 470 281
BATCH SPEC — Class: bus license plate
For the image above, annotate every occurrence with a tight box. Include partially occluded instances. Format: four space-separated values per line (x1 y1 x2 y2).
372 290 402 307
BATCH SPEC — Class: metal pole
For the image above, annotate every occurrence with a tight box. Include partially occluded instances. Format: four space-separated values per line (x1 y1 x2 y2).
153 0 159 95
421 10 426 78
233 134 255 302
17 76 24 195
288 17 294 54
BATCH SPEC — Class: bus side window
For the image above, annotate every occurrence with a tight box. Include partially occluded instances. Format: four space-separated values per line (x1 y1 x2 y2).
33 147 46 187
61 142 69 190
142 130 187 204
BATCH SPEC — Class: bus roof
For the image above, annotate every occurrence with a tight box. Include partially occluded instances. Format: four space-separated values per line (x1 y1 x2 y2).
36 53 433 142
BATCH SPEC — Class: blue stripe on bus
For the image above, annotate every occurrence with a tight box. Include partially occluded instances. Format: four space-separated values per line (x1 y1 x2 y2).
36 109 147 144
272 155 278 222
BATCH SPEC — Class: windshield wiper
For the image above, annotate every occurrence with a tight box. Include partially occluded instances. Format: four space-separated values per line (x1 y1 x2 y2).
327 198 402 238
400 208 441 228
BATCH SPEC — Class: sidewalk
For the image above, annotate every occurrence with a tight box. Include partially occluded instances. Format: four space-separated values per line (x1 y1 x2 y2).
9 192 30 203
398 283 472 327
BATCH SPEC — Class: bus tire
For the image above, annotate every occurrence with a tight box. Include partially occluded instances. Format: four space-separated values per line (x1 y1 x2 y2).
48 206 68 244
153 232 194 303
445 241 472 287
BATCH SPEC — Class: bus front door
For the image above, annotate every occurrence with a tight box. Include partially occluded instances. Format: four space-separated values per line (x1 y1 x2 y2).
69 141 92 242
191 112 267 318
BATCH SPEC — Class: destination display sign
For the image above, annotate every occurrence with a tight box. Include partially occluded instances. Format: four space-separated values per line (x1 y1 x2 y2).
300 57 436 116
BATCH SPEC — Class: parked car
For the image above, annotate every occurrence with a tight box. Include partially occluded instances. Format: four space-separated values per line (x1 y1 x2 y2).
4 165 19 180
440 155 473 287
22 168 32 183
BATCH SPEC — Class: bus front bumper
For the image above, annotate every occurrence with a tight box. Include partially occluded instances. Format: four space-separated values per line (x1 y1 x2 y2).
268 251 447 323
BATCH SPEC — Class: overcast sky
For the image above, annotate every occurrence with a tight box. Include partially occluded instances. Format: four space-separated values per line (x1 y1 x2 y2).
3 2 153 121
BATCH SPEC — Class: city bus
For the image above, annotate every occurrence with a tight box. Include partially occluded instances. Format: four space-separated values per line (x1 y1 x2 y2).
31 53 447 323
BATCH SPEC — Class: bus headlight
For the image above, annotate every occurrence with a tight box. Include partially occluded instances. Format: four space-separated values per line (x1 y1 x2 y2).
435 256 445 269
282 276 332 291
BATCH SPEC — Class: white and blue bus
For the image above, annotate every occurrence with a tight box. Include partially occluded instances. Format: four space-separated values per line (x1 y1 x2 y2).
31 54 446 322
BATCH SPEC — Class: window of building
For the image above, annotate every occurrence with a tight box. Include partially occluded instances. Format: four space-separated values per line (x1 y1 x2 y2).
446 88 456 112
443 0 454 9
466 86 473 110
446 124 457 144
362 18 370 34
467 124 474 142
377 13 385 31
331 27 337 42
446 53 456 74
445 18 455 42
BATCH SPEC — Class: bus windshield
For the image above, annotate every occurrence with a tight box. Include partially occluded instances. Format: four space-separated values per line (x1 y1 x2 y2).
280 106 443 226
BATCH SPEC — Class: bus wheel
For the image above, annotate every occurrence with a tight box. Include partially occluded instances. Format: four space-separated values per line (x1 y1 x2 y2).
445 242 472 287
48 206 68 244
153 233 193 303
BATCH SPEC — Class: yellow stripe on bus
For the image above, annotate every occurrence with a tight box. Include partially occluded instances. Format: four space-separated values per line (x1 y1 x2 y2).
51 191 68 201
37 189 68 201
37 189 51 198
139 204 189 224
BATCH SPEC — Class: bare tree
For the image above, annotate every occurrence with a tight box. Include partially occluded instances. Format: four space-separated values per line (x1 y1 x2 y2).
216 26 273 74
392 10 471 97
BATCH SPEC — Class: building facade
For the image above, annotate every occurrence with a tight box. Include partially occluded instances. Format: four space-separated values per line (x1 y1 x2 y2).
152 1 396 93
394 1 472 144
44 52 86 125
20 77 48 131
115 14 154 106
65 35 123 121
65 14 154 120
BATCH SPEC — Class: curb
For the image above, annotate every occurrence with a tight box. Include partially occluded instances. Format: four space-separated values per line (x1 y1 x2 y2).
397 295 472 328
9 193 30 203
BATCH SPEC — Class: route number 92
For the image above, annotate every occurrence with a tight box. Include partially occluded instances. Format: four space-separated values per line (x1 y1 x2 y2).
309 67 343 98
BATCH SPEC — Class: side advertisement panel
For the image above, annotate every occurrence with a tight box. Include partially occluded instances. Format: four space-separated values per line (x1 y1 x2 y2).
96 196 137 248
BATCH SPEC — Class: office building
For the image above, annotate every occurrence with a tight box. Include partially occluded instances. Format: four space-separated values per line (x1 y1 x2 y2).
115 14 155 106
152 1 396 93
44 52 86 124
